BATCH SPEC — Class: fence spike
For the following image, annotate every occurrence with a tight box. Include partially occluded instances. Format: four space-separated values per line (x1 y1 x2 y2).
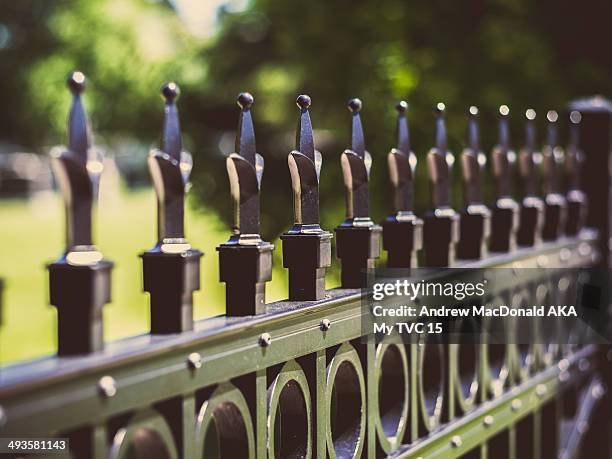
517 109 544 246
48 72 113 356
565 111 587 235
423 103 459 267
217 93 273 315
382 101 423 268
335 98 382 287
281 95 332 300
541 110 567 241
141 82 202 334
457 106 491 260
489 105 519 252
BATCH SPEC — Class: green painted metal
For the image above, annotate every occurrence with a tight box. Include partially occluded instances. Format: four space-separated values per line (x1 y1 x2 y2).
0 235 603 458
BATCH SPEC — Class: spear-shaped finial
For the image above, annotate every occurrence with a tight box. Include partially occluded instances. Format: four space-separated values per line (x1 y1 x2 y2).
160 82 182 161
434 102 448 153
296 94 315 160
396 101 410 154
67 71 90 162
467 105 479 152
498 105 510 152
525 108 537 152
348 98 365 157
235 92 257 166
546 110 559 148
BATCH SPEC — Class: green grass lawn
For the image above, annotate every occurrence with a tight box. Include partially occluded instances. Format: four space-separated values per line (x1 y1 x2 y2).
0 188 295 365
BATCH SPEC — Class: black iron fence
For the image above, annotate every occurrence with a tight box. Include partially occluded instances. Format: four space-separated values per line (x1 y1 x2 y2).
0 72 611 459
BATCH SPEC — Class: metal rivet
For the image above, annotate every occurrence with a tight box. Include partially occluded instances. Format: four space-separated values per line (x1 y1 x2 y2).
560 249 571 262
187 352 202 370
579 359 590 372
536 384 547 398
483 415 494 427
537 255 548 268
450 435 462 448
558 359 569 371
511 399 522 411
559 371 570 382
0 405 6 427
98 376 117 398
578 243 591 257
320 319 331 331
259 333 272 347
592 384 606 399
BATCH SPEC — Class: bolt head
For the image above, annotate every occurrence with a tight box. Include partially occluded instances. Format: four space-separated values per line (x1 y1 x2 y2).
320 319 331 331
187 352 202 370
483 415 494 427
536 384 547 398
511 399 522 411
98 376 117 398
259 333 272 347
450 435 462 447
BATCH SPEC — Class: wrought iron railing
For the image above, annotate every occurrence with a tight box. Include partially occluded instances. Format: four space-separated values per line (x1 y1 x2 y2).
0 73 610 459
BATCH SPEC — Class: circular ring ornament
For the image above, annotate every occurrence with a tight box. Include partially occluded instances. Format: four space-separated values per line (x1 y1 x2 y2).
267 360 312 459
195 382 255 459
374 341 409 453
109 408 178 459
325 343 366 459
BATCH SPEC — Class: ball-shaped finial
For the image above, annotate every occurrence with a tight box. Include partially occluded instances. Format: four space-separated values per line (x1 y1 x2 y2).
396 101 408 113
348 98 362 113
236 92 254 109
468 105 478 116
296 94 311 110
570 110 582 124
499 105 510 116
546 110 558 123
67 71 86 94
434 102 446 115
161 82 180 102
526 108 536 120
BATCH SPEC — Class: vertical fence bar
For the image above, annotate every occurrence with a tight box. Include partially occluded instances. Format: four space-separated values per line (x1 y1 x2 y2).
141 82 202 334
423 102 459 267
48 72 113 356
335 98 382 287
568 96 612 267
517 109 544 247
217 93 274 315
489 105 519 253
382 101 423 269
541 110 567 241
457 106 491 260
281 95 332 300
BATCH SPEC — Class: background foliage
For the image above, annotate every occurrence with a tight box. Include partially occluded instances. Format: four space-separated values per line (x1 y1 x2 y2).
1 0 611 238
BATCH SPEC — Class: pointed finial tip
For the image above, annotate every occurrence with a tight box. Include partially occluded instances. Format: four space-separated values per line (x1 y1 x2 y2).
546 110 558 123
237 92 254 109
526 108 536 120
434 102 445 115
570 110 582 124
499 105 510 117
468 105 478 116
67 71 86 94
296 94 311 109
348 98 362 113
161 82 180 102
396 101 408 113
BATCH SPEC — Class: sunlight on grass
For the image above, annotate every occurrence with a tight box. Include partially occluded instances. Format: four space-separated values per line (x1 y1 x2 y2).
0 189 289 365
